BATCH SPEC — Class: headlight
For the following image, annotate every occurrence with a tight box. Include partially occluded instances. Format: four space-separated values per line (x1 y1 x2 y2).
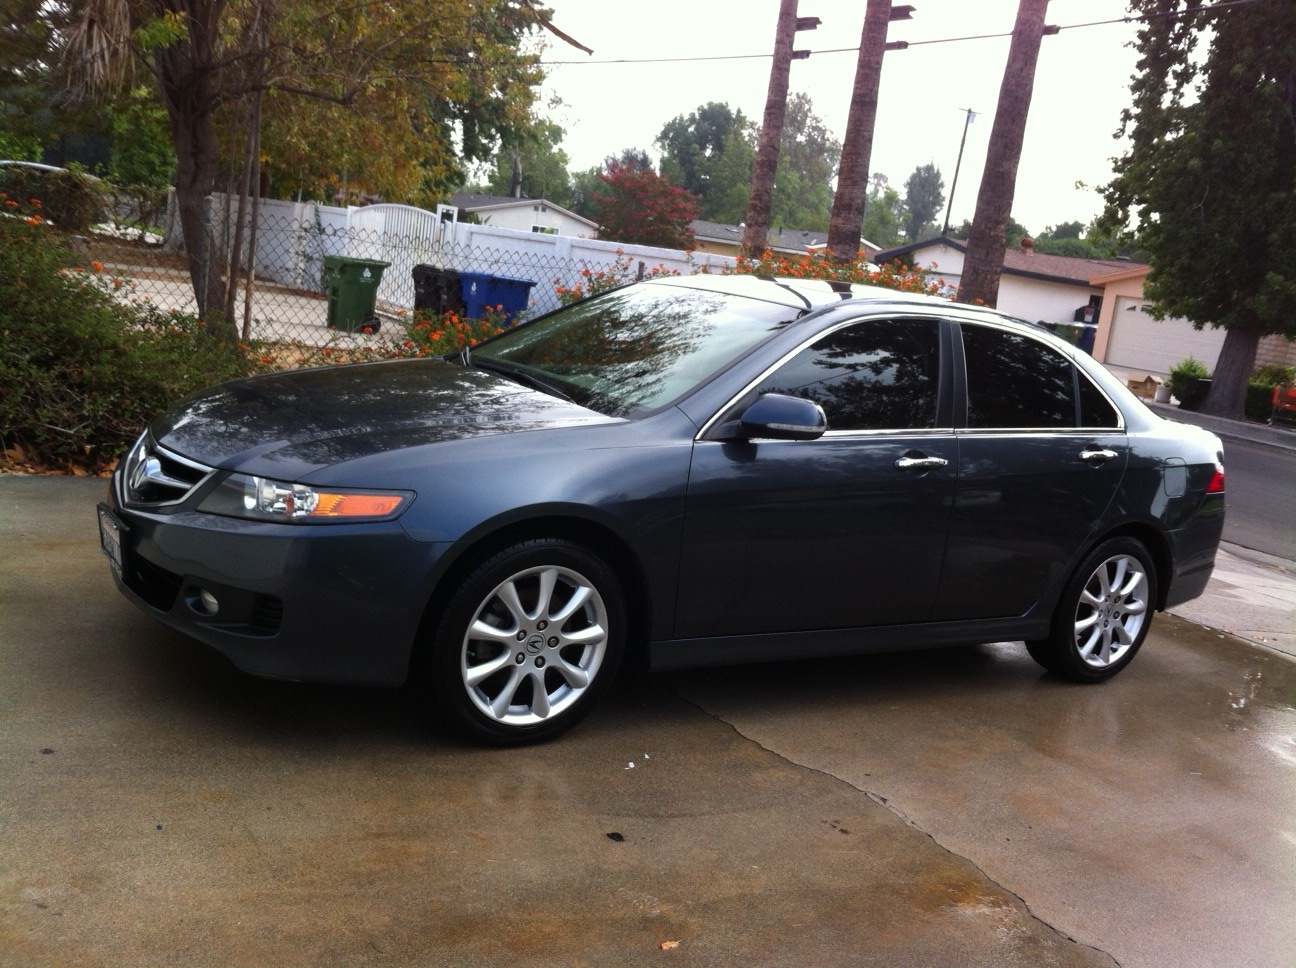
198 473 413 523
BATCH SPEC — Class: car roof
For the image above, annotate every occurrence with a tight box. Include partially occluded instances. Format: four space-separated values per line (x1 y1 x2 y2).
644 272 1002 319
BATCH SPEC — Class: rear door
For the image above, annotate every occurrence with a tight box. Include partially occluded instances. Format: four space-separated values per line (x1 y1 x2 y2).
935 322 1128 620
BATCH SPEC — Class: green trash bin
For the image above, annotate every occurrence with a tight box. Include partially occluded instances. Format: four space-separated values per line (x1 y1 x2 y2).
323 255 390 333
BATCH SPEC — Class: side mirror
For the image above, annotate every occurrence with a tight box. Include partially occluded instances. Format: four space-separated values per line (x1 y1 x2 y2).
738 393 827 441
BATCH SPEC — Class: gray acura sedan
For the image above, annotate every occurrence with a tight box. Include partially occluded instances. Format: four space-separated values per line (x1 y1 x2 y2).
100 274 1225 744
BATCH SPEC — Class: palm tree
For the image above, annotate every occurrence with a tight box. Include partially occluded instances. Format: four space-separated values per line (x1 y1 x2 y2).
957 0 1050 306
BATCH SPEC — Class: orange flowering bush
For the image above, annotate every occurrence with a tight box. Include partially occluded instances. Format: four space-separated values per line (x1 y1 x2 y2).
290 306 509 368
727 250 955 299
554 250 682 306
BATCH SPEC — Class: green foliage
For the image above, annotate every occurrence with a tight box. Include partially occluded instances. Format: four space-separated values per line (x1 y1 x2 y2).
860 182 904 248
0 164 108 232
484 120 572 207
1166 356 1210 401
658 102 757 223
108 88 175 189
0 199 256 469
903 163 945 242
1031 236 1104 258
0 130 42 161
1247 364 1296 420
1104 0 1296 415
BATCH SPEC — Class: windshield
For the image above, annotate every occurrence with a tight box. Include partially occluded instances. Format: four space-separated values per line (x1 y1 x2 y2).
471 283 801 417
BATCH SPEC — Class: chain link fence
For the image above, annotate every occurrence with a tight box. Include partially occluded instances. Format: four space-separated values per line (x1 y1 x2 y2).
77 193 737 360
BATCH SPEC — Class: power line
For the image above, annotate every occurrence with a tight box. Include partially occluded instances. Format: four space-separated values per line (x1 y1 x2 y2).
539 0 1268 66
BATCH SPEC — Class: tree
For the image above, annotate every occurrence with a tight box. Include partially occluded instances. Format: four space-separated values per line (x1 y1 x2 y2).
482 120 572 205
769 92 840 233
950 216 1030 248
62 0 544 333
590 161 699 250
957 0 1049 307
827 0 893 262
859 182 904 248
902 163 945 242
657 102 754 221
1102 0 1296 419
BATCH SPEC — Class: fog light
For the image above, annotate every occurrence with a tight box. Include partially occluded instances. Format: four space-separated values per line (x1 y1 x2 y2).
198 589 220 615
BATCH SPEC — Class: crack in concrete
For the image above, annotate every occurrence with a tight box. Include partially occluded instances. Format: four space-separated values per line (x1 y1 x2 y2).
679 694 1123 968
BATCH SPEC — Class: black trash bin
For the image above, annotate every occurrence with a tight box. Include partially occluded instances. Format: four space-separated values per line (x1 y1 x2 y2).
412 265 465 319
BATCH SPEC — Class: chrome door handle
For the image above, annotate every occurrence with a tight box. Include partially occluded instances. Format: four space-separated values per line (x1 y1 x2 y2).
1080 447 1118 463
895 455 949 471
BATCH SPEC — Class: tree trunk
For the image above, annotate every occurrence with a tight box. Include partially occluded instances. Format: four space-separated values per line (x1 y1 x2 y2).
743 0 798 258
1201 326 1260 419
154 12 232 337
826 0 892 263
956 0 1049 307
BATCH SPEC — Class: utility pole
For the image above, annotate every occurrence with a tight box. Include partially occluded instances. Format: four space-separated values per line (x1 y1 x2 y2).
826 0 913 264
743 1 820 258
957 0 1052 306
941 108 976 236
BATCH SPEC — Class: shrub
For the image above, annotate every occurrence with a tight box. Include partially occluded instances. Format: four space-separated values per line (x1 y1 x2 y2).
554 250 682 306
728 252 956 299
1166 357 1210 402
0 165 109 233
283 306 509 368
0 195 257 470
1247 363 1296 420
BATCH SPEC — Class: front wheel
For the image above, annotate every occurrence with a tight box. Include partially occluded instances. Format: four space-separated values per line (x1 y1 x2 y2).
428 539 626 745
1026 537 1157 682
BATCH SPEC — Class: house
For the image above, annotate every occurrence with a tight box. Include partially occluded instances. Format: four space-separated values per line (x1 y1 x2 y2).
448 193 599 238
873 236 1139 328
873 235 1296 378
690 219 881 261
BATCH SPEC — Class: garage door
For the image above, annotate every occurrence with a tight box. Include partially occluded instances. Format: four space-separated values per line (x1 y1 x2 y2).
1105 296 1227 375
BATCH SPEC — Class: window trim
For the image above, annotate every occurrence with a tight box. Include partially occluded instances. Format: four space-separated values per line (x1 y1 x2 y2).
954 320 1126 434
698 311 954 441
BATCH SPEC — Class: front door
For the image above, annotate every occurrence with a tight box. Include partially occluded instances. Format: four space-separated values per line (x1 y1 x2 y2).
676 316 957 638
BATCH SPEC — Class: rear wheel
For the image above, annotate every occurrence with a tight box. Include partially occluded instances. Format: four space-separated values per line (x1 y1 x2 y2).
1026 537 1157 682
428 539 625 745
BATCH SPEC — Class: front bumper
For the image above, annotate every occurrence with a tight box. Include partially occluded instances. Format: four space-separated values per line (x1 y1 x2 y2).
101 493 451 686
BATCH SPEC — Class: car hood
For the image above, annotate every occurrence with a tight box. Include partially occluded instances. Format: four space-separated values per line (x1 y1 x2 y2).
152 359 618 478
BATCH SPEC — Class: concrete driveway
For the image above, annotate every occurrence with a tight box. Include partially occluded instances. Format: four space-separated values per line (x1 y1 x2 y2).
2 474 1293 967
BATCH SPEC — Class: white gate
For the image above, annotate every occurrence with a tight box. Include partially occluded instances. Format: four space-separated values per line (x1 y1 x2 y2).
347 204 451 309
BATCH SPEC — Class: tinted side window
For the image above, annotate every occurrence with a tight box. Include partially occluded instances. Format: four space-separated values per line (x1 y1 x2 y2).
961 325 1075 428
755 318 941 431
1078 371 1120 428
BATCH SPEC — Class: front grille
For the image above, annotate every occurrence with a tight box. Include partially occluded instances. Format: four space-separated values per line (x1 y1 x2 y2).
121 434 214 507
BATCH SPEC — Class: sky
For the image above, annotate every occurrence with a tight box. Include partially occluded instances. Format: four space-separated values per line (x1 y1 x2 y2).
533 0 1145 235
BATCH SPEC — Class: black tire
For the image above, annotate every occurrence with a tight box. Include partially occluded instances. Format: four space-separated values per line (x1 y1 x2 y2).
427 539 626 745
1026 537 1158 682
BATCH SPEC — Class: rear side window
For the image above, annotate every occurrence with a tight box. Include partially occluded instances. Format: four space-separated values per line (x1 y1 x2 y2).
961 325 1075 428
754 318 941 431
1078 372 1120 428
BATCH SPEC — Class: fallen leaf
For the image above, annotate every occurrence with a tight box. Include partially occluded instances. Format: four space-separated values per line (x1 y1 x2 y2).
659 940 680 950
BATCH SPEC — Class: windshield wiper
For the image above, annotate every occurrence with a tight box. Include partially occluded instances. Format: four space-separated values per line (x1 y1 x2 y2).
471 358 577 404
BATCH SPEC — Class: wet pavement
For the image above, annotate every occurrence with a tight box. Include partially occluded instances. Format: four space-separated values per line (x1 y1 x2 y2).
2 474 1294 967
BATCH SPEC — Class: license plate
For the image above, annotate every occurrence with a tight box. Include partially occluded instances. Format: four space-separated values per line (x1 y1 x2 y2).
97 504 126 580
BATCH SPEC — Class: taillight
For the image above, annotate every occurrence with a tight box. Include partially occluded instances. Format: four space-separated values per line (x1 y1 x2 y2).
1206 463 1225 494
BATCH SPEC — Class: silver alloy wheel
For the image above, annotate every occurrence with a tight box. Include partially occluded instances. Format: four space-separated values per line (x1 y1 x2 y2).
460 564 609 727
1072 553 1150 668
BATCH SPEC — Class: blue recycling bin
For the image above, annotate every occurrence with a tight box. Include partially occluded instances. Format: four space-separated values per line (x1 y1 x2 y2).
459 271 536 322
